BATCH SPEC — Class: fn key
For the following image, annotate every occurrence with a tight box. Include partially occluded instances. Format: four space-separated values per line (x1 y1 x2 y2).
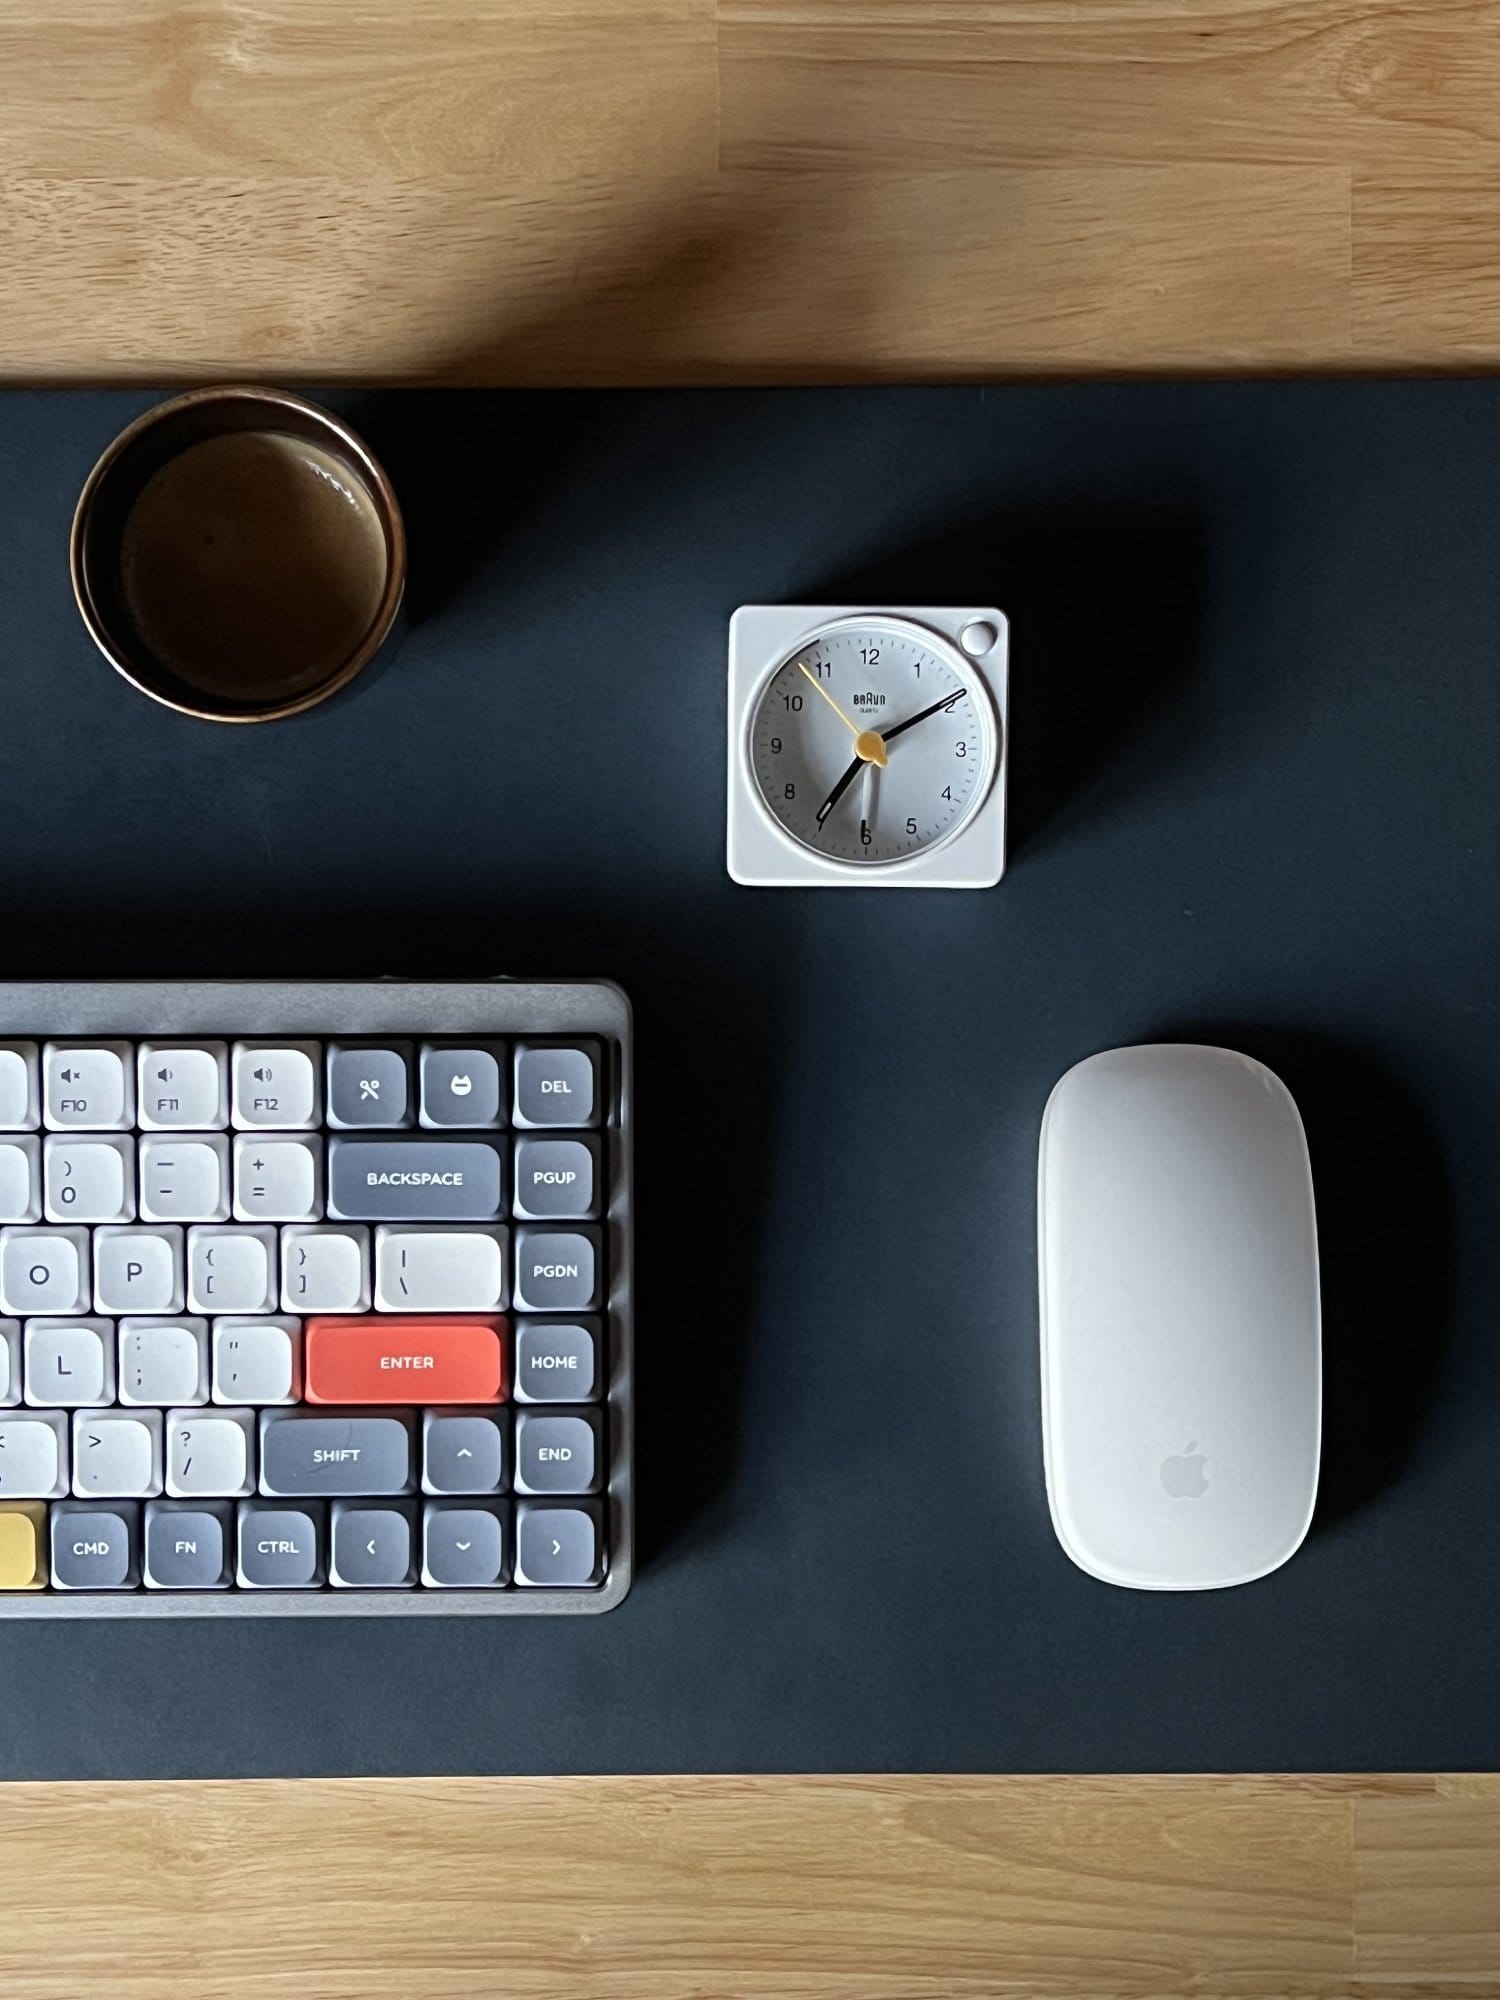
516 1503 603 1586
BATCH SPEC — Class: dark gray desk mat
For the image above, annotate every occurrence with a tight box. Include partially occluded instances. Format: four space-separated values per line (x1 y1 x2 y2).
1 384 1496 1778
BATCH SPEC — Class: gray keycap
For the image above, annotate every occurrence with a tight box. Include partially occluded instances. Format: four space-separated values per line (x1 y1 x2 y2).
512 1227 600 1312
513 1044 598 1129
512 1136 599 1220
327 1138 503 1222
422 1410 507 1494
259 1411 413 1496
144 1500 231 1589
326 1045 412 1129
330 1502 415 1587
50 1501 139 1589
514 1319 600 1403
237 1500 324 1587
514 1409 601 1495
420 1046 503 1129
515 1502 604 1587
421 1501 509 1587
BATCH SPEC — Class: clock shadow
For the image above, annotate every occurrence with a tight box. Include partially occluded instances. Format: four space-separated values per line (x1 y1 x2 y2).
801 496 1211 862
1152 1021 1460 1535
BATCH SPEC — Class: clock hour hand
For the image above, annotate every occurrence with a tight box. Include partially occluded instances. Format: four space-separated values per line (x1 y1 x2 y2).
816 688 967 827
815 753 864 828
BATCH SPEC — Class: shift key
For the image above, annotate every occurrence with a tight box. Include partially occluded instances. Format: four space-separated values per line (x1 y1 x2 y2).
328 1139 503 1221
259 1411 413 1496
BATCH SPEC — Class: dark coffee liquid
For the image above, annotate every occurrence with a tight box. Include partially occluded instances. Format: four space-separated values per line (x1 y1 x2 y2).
120 430 389 702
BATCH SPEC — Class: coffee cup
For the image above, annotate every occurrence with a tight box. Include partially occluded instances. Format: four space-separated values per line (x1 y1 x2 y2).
71 386 406 723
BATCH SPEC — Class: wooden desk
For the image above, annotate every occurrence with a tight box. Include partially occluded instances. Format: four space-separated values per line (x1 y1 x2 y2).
2 0 1498 380
1 1775 1497 1995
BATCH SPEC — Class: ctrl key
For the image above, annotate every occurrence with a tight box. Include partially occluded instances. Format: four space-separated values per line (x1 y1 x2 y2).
237 1499 325 1588
0 1502 48 1589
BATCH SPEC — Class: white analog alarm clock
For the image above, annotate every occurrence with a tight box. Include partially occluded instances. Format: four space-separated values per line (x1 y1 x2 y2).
727 605 1008 888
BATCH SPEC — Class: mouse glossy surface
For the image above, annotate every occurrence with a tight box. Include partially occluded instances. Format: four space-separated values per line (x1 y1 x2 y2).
1039 1045 1321 1590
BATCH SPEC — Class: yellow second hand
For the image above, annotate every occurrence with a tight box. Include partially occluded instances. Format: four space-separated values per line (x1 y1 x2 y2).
797 661 888 767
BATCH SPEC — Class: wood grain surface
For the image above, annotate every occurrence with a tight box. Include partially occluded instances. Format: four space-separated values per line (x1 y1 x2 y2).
0 1774 1496 1997
2 0 1499 379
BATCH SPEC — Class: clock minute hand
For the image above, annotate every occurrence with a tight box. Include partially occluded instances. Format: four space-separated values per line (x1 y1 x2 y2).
881 687 969 745
812 687 968 831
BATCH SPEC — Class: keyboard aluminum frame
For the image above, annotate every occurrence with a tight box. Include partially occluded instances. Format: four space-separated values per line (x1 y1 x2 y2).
0 979 632 1619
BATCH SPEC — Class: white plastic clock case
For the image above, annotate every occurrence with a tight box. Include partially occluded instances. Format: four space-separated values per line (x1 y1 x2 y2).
726 605 1010 890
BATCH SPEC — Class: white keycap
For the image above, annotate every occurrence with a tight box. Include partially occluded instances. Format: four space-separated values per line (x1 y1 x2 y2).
0 1044 39 1131
94 1225 185 1314
281 1224 372 1312
0 1319 19 1406
0 1227 90 1315
0 1048 39 1128
166 1406 255 1498
43 1135 135 1224
187 1225 278 1314
72 1409 164 1498
137 1043 229 1130
231 1044 321 1131
0 1136 41 1222
23 1317 115 1406
42 1042 135 1131
138 1133 230 1223
0 1411 68 1498
119 1317 209 1407
374 1226 508 1311
212 1316 301 1405
232 1135 323 1223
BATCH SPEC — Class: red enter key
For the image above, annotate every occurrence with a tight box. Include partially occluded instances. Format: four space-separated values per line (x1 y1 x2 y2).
305 1317 507 1405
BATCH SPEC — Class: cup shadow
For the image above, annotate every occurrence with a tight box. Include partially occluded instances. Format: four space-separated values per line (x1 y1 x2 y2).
1154 1021 1458 1533
800 494 1211 861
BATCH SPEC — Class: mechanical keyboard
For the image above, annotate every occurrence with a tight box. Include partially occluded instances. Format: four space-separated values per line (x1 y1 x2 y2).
0 980 632 1617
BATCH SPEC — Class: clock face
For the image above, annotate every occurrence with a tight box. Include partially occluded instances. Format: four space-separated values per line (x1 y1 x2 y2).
747 619 995 866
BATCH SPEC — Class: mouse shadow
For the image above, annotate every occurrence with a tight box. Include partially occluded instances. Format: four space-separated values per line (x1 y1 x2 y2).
802 494 1211 862
1156 1021 1457 1534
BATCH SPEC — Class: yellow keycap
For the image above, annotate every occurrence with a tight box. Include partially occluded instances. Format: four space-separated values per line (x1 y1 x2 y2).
0 1503 48 1590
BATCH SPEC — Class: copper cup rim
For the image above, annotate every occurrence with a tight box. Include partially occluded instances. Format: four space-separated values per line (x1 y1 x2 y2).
70 384 408 724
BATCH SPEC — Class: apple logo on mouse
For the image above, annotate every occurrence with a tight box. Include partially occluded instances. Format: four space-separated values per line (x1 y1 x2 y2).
1159 1442 1209 1500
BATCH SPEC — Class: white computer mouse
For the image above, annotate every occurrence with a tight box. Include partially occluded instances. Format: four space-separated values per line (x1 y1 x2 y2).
1037 1043 1321 1591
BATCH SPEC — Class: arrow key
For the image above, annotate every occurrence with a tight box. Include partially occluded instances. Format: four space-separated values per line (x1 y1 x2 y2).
330 1500 416 1589
421 1410 507 1495
515 1502 603 1588
421 1500 508 1587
